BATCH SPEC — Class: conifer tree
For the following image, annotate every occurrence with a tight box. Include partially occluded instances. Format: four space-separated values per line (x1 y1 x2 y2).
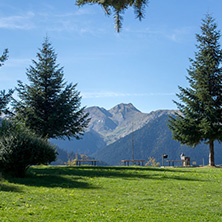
168 14 222 166
14 38 90 139
76 0 148 32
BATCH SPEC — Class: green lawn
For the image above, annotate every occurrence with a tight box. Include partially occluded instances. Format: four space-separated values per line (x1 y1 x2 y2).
1 166 222 221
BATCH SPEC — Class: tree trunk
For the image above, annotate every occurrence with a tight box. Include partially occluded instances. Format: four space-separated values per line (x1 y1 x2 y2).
209 140 215 166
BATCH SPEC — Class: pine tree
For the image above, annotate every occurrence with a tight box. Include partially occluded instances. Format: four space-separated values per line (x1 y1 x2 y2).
76 0 148 32
14 38 90 139
168 14 222 166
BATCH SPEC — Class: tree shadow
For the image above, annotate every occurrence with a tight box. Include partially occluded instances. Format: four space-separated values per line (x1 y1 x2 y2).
4 165 205 190
0 183 23 192
6 173 98 189
30 166 204 182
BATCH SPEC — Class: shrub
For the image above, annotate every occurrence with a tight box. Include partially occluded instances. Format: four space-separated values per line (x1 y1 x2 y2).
145 157 160 167
0 119 57 177
66 158 77 166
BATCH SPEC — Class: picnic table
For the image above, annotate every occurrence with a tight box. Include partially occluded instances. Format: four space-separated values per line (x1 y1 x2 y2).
75 160 98 166
121 160 146 166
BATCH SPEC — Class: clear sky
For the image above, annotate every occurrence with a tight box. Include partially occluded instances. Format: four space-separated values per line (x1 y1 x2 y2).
0 0 222 113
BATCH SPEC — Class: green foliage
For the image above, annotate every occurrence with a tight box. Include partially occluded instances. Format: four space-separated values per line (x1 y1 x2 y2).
76 0 148 32
66 158 78 166
0 120 57 177
0 48 13 115
0 89 13 115
1 166 222 221
13 37 90 139
66 154 89 166
168 14 222 166
145 157 160 167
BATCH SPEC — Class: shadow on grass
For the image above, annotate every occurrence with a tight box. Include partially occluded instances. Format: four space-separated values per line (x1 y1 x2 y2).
0 183 23 192
5 165 205 190
30 166 204 182
6 173 98 190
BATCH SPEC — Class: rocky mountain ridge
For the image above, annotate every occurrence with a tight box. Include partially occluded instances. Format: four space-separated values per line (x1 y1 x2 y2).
51 103 176 154
85 103 176 145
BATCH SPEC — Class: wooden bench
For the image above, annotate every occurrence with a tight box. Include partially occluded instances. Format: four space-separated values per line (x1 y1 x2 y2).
75 160 98 166
121 160 146 166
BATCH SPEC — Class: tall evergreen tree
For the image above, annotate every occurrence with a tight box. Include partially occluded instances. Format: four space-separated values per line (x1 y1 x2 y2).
14 38 90 139
76 0 148 32
168 14 222 166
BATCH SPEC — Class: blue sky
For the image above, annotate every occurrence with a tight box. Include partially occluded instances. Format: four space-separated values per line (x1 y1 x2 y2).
0 0 222 113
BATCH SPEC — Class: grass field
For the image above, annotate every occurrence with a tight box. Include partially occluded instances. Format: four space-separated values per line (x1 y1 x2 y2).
1 165 222 221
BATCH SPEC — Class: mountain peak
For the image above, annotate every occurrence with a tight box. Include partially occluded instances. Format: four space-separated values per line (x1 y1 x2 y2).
109 103 141 114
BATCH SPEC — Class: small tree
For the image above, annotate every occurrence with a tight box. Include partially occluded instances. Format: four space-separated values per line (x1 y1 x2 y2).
0 119 57 177
14 38 90 140
76 0 148 32
168 14 222 166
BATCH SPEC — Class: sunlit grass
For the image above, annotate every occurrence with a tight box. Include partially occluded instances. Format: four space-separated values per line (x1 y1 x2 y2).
1 166 222 221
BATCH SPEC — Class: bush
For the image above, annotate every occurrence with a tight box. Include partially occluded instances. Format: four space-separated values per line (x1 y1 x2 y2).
0 119 57 177
145 157 160 167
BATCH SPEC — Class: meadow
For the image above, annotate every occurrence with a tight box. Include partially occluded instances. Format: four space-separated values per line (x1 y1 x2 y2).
0 165 222 221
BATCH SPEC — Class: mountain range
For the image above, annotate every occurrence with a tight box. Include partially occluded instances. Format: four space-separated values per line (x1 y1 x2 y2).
51 103 175 155
51 103 222 166
86 103 175 144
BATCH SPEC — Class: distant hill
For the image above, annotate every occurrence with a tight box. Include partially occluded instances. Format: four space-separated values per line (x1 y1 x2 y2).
51 147 70 165
51 130 105 155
